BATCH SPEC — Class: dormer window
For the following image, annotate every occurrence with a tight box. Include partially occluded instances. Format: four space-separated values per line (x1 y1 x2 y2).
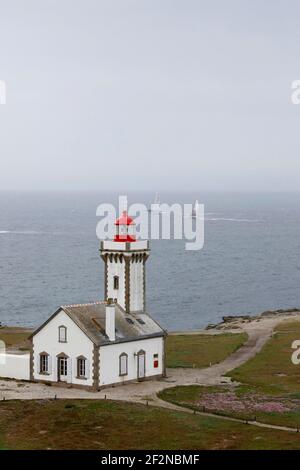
113 276 119 290
58 325 67 343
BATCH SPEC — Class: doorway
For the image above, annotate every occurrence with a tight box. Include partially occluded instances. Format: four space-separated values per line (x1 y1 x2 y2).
137 350 145 380
58 356 68 382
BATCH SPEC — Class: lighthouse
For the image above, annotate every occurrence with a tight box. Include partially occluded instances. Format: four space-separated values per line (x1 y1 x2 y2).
20 209 166 390
99 211 150 313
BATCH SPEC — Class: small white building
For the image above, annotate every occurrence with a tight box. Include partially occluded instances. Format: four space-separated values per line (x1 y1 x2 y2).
29 211 167 390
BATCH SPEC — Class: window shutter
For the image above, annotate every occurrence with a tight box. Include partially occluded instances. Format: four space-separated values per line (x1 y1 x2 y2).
67 358 72 383
53 355 57 381
48 355 52 374
85 359 90 379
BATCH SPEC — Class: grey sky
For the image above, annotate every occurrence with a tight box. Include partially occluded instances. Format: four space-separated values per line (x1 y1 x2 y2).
0 0 299 191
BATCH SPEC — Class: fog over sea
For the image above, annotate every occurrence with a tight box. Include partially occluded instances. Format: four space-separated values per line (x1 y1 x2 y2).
0 191 300 331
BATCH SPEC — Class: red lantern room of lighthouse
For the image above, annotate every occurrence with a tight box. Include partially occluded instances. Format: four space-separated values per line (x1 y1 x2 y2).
114 211 136 242
100 211 150 313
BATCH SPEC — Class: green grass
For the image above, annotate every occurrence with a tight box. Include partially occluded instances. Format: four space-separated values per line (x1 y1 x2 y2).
1 399 300 450
160 385 219 407
227 321 300 395
166 332 247 368
159 385 300 428
0 329 32 351
160 321 300 429
0 432 7 450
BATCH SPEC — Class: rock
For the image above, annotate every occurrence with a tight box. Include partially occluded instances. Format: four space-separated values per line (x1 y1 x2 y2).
261 310 276 316
261 308 300 316
222 315 251 323
205 323 217 330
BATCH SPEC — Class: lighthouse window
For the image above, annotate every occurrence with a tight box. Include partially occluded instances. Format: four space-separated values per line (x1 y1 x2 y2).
113 276 119 290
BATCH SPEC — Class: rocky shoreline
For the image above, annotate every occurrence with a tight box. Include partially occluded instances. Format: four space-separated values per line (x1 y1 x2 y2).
206 307 300 331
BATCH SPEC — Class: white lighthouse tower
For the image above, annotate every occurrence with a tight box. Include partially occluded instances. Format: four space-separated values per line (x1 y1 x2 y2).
100 211 150 313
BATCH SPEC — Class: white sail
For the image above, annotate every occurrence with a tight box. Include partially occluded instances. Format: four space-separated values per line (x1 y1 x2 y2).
154 192 160 205
149 192 161 212
192 200 200 218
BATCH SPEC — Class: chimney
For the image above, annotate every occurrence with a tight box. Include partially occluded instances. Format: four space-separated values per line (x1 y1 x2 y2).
105 299 116 341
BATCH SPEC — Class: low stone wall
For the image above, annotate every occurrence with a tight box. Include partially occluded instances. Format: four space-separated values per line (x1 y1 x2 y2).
0 352 30 380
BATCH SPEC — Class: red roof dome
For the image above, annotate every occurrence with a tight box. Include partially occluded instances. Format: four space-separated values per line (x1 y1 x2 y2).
115 211 135 226
114 211 136 242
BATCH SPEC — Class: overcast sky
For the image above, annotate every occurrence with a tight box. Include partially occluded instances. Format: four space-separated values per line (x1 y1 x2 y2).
0 0 299 191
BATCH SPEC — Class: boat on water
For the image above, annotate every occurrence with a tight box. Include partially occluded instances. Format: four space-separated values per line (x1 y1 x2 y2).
148 192 162 213
192 200 200 218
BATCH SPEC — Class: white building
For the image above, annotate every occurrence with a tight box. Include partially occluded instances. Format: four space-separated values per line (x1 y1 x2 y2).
28 211 167 390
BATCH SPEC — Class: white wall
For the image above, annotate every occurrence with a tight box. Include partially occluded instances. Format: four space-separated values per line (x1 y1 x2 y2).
102 241 148 251
107 259 126 308
0 353 30 380
33 310 94 387
99 336 164 386
107 258 144 311
130 259 144 311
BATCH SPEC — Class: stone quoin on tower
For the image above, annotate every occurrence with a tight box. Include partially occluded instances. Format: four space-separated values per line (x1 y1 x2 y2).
100 211 150 313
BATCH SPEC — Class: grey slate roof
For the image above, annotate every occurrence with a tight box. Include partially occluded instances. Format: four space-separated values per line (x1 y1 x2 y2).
31 302 166 346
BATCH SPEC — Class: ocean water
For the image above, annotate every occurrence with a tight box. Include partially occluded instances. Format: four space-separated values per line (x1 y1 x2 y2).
0 191 300 331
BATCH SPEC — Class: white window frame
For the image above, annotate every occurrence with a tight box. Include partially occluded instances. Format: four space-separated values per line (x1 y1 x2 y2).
119 353 128 376
77 357 86 378
40 353 49 374
58 325 67 343
59 357 67 376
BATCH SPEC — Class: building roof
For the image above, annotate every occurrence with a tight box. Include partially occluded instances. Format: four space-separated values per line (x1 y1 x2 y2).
30 302 166 346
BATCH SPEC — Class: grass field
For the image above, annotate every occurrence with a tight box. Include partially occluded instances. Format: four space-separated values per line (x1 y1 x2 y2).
1 399 300 450
0 328 32 351
166 332 247 368
227 321 300 394
160 321 300 428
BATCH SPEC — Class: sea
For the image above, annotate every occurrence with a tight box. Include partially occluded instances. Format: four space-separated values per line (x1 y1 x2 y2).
0 191 300 331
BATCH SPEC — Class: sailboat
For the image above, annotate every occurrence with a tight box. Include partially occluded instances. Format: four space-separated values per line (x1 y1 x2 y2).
191 200 200 218
148 192 162 213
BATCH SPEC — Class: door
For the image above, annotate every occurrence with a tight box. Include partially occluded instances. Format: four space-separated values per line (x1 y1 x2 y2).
58 357 68 382
137 350 145 380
